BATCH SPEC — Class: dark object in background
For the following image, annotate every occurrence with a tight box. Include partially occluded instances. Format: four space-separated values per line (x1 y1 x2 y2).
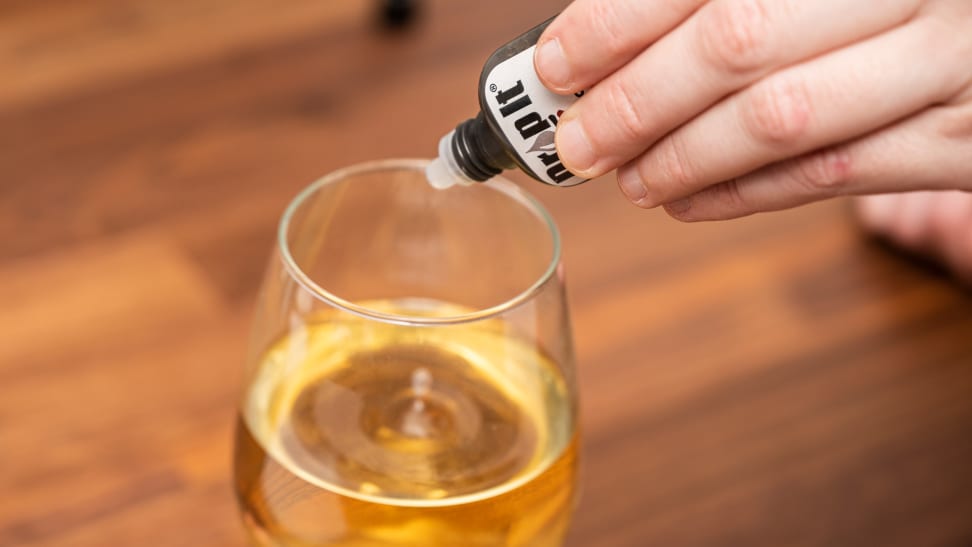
380 0 419 29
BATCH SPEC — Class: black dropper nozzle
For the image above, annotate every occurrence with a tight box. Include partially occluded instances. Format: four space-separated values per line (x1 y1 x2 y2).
449 113 516 182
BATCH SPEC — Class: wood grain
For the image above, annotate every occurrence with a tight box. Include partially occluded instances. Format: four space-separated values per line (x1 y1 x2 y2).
2 1 971 545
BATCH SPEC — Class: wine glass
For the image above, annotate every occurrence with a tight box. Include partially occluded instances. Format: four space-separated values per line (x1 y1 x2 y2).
233 159 579 546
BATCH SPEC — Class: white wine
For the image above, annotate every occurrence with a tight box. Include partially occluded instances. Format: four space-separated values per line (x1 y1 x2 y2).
234 299 577 546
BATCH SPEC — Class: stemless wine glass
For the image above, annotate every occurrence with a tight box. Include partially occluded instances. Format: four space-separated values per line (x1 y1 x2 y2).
233 159 579 546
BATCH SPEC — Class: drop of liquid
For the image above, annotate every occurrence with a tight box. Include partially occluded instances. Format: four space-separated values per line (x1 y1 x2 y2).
279 342 533 498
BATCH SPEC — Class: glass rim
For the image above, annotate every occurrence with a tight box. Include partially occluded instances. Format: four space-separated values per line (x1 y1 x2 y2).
278 158 562 326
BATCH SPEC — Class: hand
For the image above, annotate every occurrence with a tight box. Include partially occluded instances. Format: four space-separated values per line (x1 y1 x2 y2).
857 191 972 283
534 0 972 220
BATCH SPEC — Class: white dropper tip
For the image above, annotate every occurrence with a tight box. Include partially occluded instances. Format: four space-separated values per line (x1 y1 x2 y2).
425 130 476 190
425 157 455 190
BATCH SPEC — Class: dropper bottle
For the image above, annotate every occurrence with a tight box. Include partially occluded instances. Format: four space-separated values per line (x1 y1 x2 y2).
427 17 589 189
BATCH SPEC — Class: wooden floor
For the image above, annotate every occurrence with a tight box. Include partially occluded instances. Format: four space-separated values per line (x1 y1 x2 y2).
3 1 972 545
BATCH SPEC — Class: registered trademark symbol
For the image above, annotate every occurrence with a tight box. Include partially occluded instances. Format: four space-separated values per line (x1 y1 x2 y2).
489 83 498 92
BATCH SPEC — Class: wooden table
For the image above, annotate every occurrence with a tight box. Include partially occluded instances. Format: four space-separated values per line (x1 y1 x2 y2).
3 1 971 545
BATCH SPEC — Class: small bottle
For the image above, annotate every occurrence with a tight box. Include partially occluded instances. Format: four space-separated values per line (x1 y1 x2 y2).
427 17 588 189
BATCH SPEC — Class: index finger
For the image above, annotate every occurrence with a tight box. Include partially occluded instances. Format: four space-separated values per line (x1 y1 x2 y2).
534 0 705 94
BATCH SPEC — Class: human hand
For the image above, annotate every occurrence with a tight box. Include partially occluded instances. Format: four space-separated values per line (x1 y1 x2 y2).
857 191 972 283
534 0 972 220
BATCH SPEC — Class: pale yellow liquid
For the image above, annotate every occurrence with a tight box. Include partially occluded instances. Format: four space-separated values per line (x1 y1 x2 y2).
234 299 578 546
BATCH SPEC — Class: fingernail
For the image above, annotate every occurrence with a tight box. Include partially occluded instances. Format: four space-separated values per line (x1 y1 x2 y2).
664 197 692 216
618 170 648 205
557 117 596 174
535 38 572 91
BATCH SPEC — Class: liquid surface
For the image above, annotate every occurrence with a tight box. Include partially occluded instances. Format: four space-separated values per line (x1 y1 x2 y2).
235 299 577 546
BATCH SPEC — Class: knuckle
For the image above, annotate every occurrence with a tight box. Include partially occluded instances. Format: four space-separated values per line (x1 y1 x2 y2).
699 0 774 75
742 77 813 146
604 80 650 142
924 14 972 92
654 134 697 192
937 100 972 141
711 179 748 212
792 148 853 193
588 1 630 58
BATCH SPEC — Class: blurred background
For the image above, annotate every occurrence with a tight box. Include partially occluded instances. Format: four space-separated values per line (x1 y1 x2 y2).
2 0 972 545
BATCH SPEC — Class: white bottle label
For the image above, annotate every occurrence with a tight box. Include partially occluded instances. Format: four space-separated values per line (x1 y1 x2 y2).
482 46 587 187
